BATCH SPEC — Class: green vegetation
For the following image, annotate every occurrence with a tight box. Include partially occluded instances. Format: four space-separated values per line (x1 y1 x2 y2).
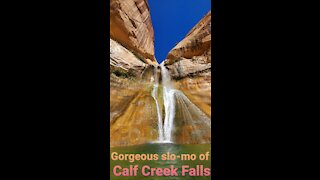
110 65 135 79
113 69 129 78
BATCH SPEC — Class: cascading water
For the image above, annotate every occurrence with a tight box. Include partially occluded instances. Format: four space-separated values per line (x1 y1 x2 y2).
160 62 176 142
152 62 211 144
151 67 164 141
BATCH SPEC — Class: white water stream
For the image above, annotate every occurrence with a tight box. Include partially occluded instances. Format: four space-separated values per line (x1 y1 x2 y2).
160 62 176 142
151 67 164 141
152 62 211 143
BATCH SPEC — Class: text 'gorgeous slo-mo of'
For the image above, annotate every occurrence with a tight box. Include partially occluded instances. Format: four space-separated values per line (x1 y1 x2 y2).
111 152 211 177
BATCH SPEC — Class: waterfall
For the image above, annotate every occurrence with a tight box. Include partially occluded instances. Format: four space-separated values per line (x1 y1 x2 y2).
160 62 176 142
152 62 210 144
151 66 164 141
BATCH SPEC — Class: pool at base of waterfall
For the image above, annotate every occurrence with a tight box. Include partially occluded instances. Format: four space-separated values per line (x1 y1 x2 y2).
110 143 211 180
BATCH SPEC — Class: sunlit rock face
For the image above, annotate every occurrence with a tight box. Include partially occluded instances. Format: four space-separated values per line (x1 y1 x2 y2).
110 76 160 147
110 40 160 147
110 1 212 146
165 11 211 65
110 0 159 147
163 11 212 144
110 0 156 62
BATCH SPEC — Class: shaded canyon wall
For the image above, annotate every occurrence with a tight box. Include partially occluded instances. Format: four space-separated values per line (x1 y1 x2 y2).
110 0 160 147
110 0 212 147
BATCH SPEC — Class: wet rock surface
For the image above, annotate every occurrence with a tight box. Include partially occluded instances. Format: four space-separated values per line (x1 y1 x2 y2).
163 11 212 144
164 11 212 118
110 1 211 146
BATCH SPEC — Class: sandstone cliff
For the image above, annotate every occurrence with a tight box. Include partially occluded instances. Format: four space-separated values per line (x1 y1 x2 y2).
110 0 159 147
165 11 211 65
110 0 156 63
110 2 212 146
162 11 212 144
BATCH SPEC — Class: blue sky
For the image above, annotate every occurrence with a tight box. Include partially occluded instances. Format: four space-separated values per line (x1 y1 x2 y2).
149 0 211 63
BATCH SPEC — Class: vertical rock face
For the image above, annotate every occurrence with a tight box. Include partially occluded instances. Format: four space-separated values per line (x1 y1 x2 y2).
110 0 156 63
110 3 212 147
110 0 159 147
163 11 212 144
166 11 211 65
164 11 211 117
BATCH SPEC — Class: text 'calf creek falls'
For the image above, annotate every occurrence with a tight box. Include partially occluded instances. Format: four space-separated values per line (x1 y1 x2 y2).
110 0 211 147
